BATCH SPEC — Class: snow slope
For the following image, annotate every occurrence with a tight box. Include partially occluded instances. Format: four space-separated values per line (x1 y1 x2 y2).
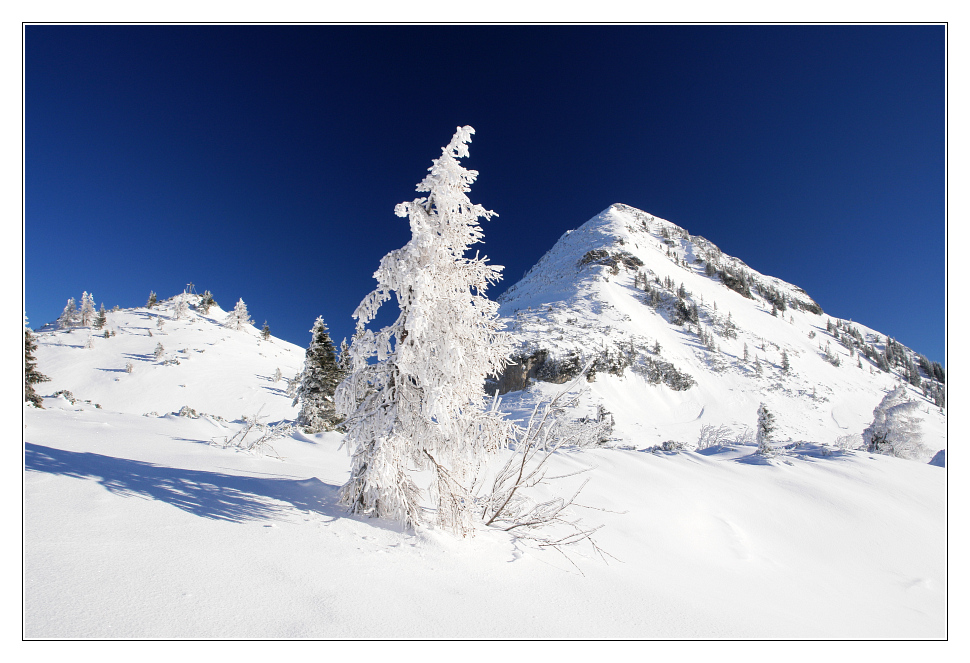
496 204 946 457
24 399 945 638
33 294 305 421
23 280 946 638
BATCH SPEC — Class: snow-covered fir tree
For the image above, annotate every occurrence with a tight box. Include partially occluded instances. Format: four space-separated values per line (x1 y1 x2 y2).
154 342 165 360
146 291 157 308
863 385 926 459
94 304 107 330
336 126 512 533
224 299 252 330
57 298 79 329
756 403 775 455
261 321 271 340
781 350 790 373
79 292 96 327
173 292 189 320
337 338 351 375
24 319 50 408
294 316 345 433
273 368 283 383
197 290 216 314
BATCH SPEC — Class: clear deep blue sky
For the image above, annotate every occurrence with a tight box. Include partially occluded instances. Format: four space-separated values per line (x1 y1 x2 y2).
25 25 946 365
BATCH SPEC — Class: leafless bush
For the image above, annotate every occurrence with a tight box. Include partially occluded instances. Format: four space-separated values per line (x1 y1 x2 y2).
734 426 755 447
696 424 733 450
476 363 618 573
834 433 863 450
211 408 291 458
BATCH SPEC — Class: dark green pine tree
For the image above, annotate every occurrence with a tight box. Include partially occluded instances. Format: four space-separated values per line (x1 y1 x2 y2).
25 326 50 408
295 316 346 433
94 303 107 330
197 290 216 314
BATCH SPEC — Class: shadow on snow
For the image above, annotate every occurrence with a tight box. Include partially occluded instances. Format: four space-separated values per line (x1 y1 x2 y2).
24 442 342 524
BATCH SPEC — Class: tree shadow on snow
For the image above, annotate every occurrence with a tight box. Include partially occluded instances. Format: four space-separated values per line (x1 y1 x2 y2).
24 442 343 524
123 352 154 362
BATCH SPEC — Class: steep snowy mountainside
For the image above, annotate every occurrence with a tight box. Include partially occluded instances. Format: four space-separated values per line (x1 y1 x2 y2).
495 204 946 456
33 294 305 421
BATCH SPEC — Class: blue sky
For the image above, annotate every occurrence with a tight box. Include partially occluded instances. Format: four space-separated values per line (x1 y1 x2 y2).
25 25 946 364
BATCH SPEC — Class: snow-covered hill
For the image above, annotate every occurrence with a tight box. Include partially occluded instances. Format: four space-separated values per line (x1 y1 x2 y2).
23 221 947 638
494 203 946 457
33 294 304 421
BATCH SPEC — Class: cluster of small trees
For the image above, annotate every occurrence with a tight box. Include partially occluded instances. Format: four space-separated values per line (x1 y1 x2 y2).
57 292 97 329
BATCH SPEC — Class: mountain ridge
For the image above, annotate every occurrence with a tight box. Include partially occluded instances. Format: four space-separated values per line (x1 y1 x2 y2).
492 203 945 455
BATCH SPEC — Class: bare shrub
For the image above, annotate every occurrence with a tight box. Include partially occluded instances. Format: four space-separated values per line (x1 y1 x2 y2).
696 424 733 450
212 408 292 459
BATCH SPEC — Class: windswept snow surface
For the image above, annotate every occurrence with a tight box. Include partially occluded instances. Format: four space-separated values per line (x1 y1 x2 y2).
24 400 945 638
24 283 946 638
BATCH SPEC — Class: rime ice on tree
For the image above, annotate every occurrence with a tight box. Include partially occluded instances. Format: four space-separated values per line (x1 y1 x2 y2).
224 298 252 330
336 126 512 534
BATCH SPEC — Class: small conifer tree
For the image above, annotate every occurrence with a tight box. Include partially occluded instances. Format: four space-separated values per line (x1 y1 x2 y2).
295 317 345 433
24 323 50 407
337 338 351 375
80 292 96 327
147 291 157 308
156 316 164 331
781 350 790 373
261 321 271 340
224 299 252 330
756 403 775 455
173 291 189 320
197 290 216 314
57 298 79 329
94 303 107 330
273 368 282 383
154 342 165 360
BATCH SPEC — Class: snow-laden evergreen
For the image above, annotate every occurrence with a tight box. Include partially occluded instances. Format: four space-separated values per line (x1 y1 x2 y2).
24 317 49 407
294 316 344 433
337 126 513 533
224 298 253 330
863 385 926 459
57 297 79 329
79 292 96 327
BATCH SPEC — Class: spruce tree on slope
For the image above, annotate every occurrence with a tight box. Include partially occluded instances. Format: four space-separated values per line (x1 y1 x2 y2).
94 304 107 330
147 291 157 309
173 291 189 320
336 126 512 533
224 299 252 330
79 292 96 327
24 321 49 407
261 321 271 340
863 385 926 459
295 316 345 433
57 298 79 330
756 403 775 455
197 290 216 314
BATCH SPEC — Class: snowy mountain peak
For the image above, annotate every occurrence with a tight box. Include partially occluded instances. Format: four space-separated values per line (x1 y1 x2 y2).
493 203 945 456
